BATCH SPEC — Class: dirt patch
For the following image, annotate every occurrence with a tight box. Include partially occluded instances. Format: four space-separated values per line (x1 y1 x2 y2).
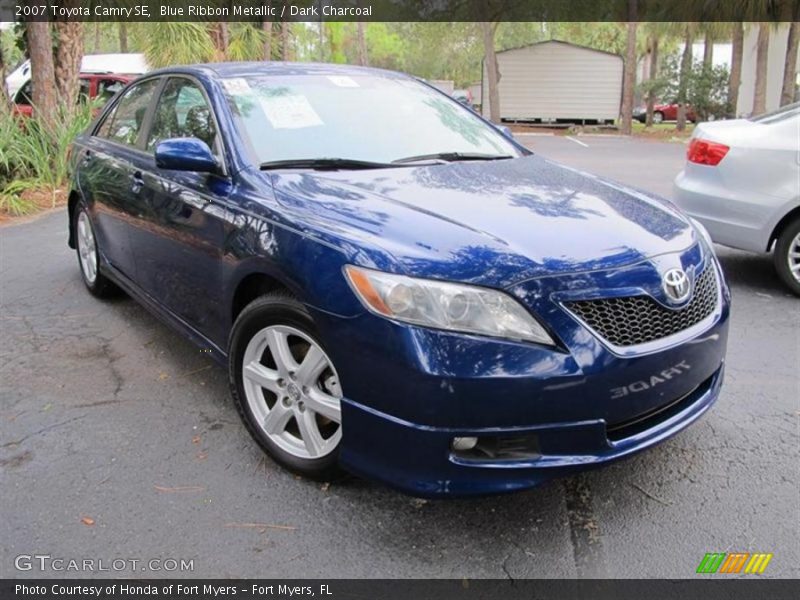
0 186 67 224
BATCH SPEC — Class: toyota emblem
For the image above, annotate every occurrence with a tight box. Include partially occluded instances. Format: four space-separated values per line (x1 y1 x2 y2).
663 268 691 302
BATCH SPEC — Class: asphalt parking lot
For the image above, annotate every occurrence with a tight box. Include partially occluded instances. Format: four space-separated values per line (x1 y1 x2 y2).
1 134 798 579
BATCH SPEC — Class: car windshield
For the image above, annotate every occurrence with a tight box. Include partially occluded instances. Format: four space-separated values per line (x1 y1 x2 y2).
749 101 800 124
222 72 519 166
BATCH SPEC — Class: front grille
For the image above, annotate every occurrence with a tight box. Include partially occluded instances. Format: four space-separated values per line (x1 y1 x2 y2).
565 264 719 347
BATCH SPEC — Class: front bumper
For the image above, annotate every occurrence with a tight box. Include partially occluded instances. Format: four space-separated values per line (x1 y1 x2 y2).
339 364 723 497
311 248 730 497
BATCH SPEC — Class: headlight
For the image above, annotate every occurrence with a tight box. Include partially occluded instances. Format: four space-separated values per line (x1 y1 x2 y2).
344 265 554 345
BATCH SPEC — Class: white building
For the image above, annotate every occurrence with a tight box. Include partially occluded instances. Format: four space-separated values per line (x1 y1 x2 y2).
482 40 623 123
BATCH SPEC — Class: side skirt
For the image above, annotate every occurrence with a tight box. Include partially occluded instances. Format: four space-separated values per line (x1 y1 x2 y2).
100 260 228 366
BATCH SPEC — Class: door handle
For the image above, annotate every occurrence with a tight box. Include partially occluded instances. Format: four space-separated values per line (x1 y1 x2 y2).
131 171 144 194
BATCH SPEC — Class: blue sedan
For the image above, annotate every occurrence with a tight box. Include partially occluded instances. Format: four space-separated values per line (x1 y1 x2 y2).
67 63 730 497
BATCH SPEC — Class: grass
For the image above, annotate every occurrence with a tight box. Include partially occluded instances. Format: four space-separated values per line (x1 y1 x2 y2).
632 121 695 141
0 103 95 217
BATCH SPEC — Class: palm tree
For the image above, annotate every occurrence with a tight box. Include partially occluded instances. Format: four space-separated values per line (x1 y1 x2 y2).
781 21 799 105
676 23 697 131
644 34 659 126
281 22 292 61
26 21 58 127
752 22 770 115
54 21 84 110
262 19 272 61
620 20 638 135
640 22 675 127
703 29 714 68
227 24 267 62
480 21 501 123
93 22 101 53
119 23 128 53
0 42 10 108
356 22 368 66
210 23 229 60
728 22 744 116
136 23 216 68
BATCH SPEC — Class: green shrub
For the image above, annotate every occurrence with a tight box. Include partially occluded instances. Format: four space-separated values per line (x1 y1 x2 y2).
0 102 95 215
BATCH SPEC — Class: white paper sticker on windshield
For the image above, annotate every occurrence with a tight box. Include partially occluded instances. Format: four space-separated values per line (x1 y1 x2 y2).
258 94 323 129
222 78 252 95
327 75 359 88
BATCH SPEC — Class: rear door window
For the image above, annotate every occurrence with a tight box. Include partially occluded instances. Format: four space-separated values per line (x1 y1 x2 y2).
95 78 161 148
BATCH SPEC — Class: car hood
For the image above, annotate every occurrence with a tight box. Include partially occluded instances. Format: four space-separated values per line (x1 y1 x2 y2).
269 155 697 288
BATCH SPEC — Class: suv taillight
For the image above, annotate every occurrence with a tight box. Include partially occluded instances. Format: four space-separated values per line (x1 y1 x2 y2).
687 138 729 166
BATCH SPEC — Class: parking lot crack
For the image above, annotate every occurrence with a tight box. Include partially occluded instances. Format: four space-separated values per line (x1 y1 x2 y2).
2 414 87 448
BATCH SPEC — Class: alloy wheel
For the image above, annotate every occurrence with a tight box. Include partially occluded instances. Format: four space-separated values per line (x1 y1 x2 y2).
76 211 98 285
788 232 800 283
241 325 342 460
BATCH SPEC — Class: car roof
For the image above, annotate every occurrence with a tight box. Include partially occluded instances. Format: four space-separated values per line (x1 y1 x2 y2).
146 61 407 81
80 72 133 79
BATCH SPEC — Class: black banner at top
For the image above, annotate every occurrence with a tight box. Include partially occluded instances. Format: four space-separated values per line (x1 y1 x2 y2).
1 0 798 22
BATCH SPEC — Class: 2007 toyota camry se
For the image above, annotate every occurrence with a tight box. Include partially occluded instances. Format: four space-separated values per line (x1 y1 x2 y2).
67 63 729 497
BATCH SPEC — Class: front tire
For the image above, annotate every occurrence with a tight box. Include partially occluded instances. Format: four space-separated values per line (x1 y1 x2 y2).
74 206 118 298
228 293 344 480
773 218 800 296
653 111 664 124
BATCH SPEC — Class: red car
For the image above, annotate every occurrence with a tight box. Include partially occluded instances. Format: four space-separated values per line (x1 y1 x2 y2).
634 103 697 124
13 73 133 118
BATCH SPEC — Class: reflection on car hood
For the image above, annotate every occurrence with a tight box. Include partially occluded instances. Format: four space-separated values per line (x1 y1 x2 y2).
269 154 696 288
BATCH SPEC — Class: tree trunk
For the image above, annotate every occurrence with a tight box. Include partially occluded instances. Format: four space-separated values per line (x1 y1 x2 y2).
676 28 694 132
0 42 10 108
54 21 84 111
356 22 368 66
27 21 58 126
620 21 638 135
703 31 714 68
728 22 744 117
481 22 501 123
752 23 770 115
281 22 291 61
645 36 659 127
262 19 272 61
781 21 799 106
93 22 101 53
119 23 128 53
210 23 228 59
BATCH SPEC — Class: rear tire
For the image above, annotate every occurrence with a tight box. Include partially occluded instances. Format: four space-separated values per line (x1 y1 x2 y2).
228 292 344 480
773 218 800 296
74 206 118 298
653 111 664 124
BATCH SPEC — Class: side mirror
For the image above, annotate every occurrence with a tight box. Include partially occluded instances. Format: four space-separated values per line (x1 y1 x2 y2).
155 137 219 173
496 125 514 140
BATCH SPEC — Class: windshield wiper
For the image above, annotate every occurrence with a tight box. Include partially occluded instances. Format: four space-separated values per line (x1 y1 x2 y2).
259 158 397 171
392 152 515 164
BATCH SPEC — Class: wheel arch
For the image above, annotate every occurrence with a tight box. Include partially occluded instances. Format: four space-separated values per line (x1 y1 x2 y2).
230 270 294 326
767 204 800 252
